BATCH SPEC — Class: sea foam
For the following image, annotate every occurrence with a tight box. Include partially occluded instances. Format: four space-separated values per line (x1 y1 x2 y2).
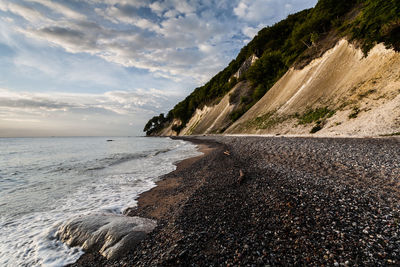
0 137 201 266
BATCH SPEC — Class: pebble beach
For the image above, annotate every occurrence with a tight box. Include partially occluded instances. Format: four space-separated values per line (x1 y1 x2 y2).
71 136 400 266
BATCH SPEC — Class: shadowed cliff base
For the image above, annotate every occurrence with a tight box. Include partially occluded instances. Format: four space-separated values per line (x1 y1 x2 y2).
71 136 400 266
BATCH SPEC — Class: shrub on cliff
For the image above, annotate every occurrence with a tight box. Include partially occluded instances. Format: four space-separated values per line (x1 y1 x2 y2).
145 0 400 135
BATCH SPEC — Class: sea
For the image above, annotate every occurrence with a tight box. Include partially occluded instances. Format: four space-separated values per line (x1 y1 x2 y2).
0 136 201 267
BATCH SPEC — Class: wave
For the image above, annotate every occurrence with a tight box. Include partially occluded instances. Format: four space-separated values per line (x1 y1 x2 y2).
86 148 174 171
42 148 175 174
0 137 201 267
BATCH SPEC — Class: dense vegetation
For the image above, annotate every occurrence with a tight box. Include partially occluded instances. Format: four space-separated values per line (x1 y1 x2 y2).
347 0 400 53
143 114 169 136
145 0 400 135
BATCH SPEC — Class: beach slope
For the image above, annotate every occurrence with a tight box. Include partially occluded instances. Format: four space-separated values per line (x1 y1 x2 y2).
72 136 400 266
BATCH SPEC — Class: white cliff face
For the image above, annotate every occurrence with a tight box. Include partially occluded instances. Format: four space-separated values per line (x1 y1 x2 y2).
232 54 259 80
179 94 234 136
227 39 400 137
178 81 252 136
161 40 400 137
158 119 181 136
56 214 156 260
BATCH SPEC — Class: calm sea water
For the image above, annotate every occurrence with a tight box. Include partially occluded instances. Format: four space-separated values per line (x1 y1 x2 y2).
0 136 201 266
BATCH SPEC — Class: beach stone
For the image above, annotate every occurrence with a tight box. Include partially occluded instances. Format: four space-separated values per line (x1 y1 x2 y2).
81 136 400 266
56 213 156 260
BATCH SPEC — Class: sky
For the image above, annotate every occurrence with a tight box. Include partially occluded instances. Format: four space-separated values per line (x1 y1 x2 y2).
0 0 317 137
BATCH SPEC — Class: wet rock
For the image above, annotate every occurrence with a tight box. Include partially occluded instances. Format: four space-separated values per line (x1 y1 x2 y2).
77 136 400 266
56 213 156 260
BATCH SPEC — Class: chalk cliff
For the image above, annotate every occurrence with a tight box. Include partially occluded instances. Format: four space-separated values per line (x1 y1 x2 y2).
145 0 400 137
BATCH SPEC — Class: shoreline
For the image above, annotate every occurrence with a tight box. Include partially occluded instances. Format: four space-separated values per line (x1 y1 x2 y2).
124 139 217 221
69 137 222 266
71 136 400 266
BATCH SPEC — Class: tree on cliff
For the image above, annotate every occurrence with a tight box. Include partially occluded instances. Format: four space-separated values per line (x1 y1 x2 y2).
145 0 400 135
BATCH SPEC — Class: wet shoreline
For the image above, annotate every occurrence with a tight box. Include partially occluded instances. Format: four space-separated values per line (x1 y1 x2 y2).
72 136 400 266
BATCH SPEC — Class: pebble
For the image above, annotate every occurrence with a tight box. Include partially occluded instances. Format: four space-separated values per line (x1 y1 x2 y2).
84 136 400 267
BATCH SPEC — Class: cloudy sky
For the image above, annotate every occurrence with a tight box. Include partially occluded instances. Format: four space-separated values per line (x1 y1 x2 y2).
0 0 317 137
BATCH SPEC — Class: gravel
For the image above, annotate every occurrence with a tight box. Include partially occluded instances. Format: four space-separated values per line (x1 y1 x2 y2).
73 136 400 266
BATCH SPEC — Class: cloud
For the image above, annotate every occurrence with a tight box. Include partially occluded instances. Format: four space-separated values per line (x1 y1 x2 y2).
2 0 240 83
0 1 49 23
95 4 161 32
2 0 318 84
234 0 317 38
149 0 195 16
234 0 316 23
96 0 148 7
38 26 87 46
26 0 86 21
242 26 259 38
234 0 283 22
0 87 176 136
0 95 74 112
0 0 319 136
0 88 168 116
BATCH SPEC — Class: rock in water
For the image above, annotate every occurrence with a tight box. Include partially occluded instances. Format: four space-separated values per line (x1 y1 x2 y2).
56 214 156 260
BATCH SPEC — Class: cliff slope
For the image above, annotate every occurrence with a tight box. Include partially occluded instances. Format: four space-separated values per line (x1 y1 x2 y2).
226 40 400 137
144 0 400 137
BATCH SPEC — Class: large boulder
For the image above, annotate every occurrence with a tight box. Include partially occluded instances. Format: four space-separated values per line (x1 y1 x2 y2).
56 214 156 260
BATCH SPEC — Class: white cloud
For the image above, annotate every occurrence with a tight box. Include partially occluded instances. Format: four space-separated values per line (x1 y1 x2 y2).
234 1 248 19
164 9 178 18
242 25 259 38
5 1 233 83
2 0 318 85
149 0 195 15
234 0 278 22
102 0 147 6
26 0 86 21
171 0 196 14
0 87 173 136
0 1 49 23
234 0 317 23
0 88 168 116
149 1 166 15
95 4 160 31
0 0 319 136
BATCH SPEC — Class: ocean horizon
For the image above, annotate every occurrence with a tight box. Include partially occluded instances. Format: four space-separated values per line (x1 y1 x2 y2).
0 136 201 266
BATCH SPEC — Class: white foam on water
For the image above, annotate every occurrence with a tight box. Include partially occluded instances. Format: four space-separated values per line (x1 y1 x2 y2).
0 137 201 266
